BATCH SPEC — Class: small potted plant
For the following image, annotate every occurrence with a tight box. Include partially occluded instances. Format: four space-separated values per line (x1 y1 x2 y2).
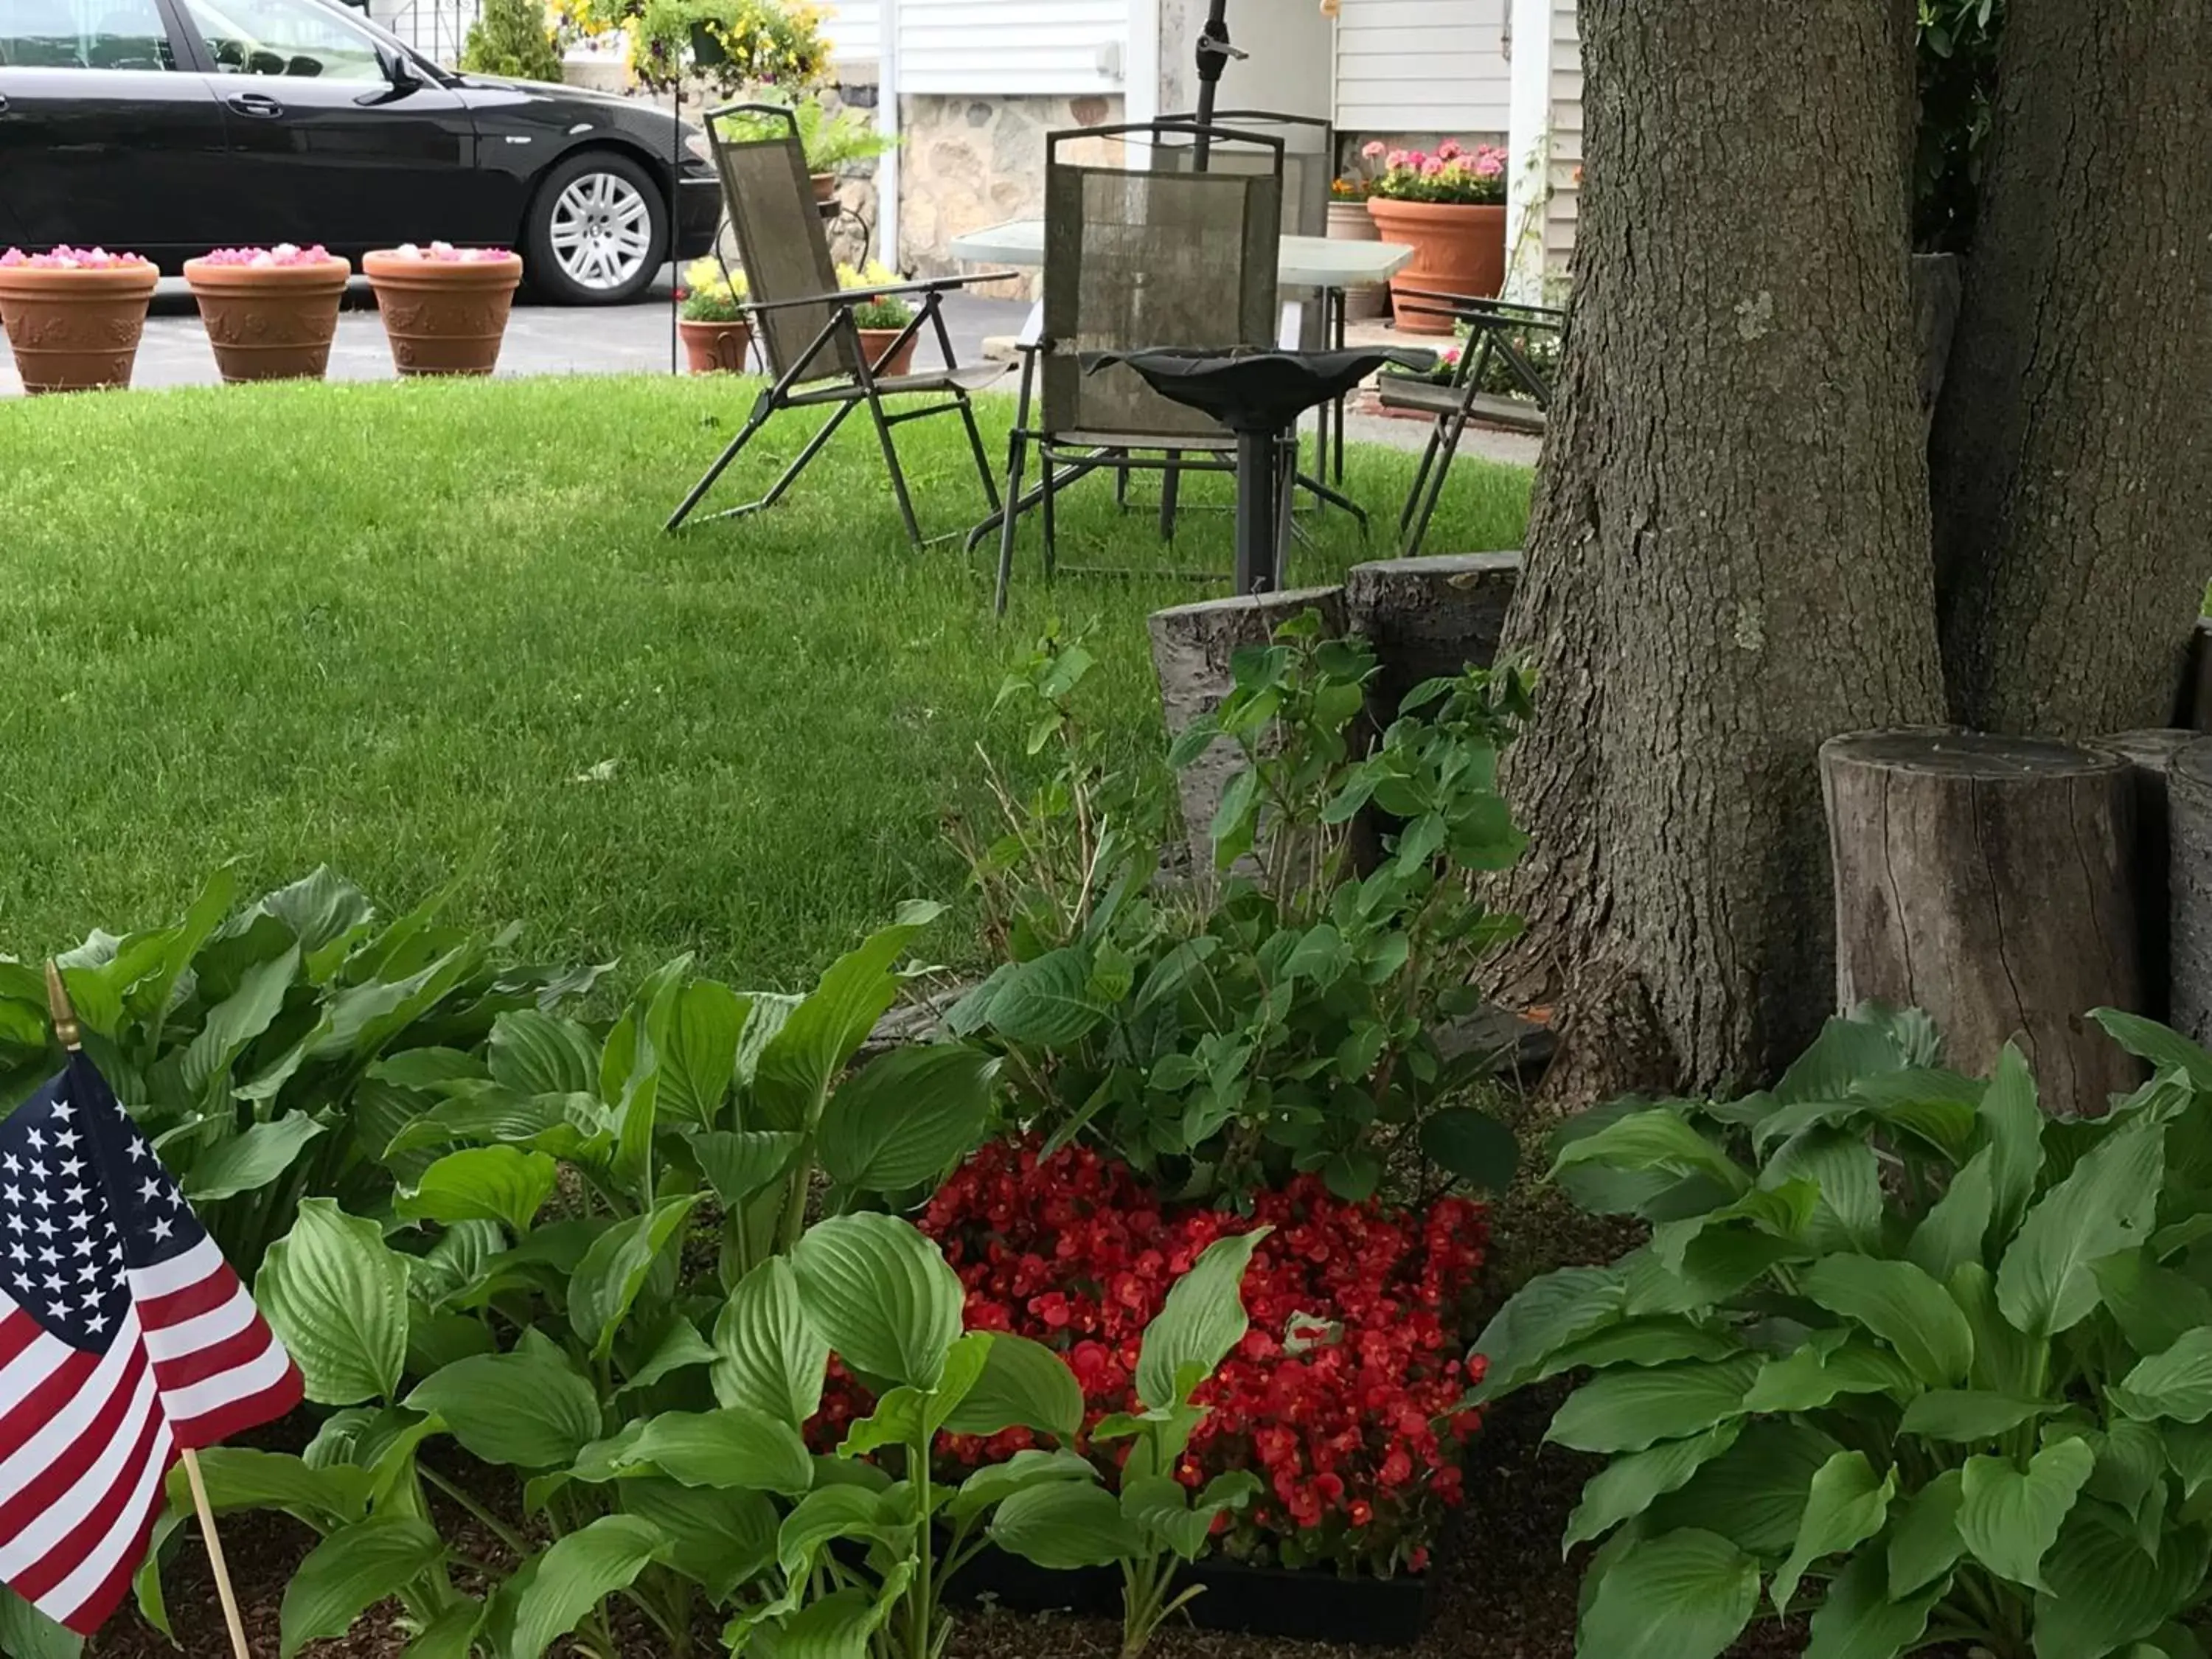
182 243 352 384
0 246 160 394
717 94 898 205
839 260 916 375
678 254 751 373
361 242 524 378
1365 141 1510 333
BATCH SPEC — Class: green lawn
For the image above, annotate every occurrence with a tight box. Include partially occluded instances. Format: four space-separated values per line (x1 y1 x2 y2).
0 375 1530 987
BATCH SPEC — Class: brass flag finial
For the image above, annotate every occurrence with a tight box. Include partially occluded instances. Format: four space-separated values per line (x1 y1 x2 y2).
44 961 80 1053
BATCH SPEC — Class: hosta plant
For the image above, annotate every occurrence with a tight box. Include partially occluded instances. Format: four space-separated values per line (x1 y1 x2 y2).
1473 1004 2212 1659
950 617 1532 1207
0 867 599 1272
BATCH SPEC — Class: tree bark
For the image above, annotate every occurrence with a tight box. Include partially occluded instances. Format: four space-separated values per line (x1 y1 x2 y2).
1494 0 1945 1097
1930 0 2212 736
2101 728 2196 1023
1823 731 2142 1116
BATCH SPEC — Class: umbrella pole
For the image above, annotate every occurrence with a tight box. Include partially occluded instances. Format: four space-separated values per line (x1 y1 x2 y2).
1192 0 1232 164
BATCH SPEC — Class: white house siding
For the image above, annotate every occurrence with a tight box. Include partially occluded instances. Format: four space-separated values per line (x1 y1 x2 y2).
1544 0 1579 273
1333 0 1509 136
817 0 880 70
897 0 1127 94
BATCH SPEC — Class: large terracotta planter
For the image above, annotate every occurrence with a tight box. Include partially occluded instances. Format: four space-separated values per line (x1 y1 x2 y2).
1366 198 1506 335
0 261 159 394
1326 199 1389 323
183 256 352 383
858 328 917 378
362 250 524 378
680 318 753 374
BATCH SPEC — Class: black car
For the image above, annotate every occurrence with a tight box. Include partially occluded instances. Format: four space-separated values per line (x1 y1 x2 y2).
0 0 720 302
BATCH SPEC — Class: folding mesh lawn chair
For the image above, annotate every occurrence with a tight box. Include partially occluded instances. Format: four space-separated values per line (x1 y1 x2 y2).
992 119 1284 615
1381 291 1570 557
666 102 1017 546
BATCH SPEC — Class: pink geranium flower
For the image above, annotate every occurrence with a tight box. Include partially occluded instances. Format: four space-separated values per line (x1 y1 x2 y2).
1 246 155 271
1361 139 1386 160
198 243 339 268
1436 139 1462 161
389 241 512 263
1473 153 1503 178
1419 156 1446 178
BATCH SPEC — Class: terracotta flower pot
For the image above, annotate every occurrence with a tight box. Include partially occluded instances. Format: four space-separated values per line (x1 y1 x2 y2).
813 173 839 206
362 249 524 378
1366 198 1506 335
1326 199 1389 323
0 260 159 394
859 327 917 378
680 317 754 374
183 255 352 383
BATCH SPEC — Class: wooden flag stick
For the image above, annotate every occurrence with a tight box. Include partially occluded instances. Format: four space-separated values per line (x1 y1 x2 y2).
44 963 253 1659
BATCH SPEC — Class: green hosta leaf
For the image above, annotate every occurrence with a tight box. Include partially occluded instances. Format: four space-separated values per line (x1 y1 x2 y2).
182 1116 326 1203
1775 1014 1910 1103
990 1479 1141 1570
694 1130 802 1208
2113 1329 2212 1424
503 1515 667 1659
170 1447 371 1527
406 1350 599 1469
2093 1010 2212 1090
2035 1504 2208 1659
818 1045 1000 1195
1958 1438 2095 1590
984 946 1111 1046
0 1586 81 1659
1649 1422 1843 1554
568 1193 704 1360
622 1478 778 1601
1802 1546 1948 1659
1888 1467 1966 1597
940 1331 1085 1441
1998 1111 2164 1338
1551 1108 1750 1196
605 1408 815 1495
1980 1043 2047 1243
945 1447 1099 1523
775 1485 911 1584
180 939 297 1094
750 1587 902 1659
839 1332 994 1455
1950 1261 2040 1399
1547 1355 1761 1455
1907 1145 1997 1284
487 1008 599 1097
1761 1128 1882 1254
397 1146 557 1237
1470 1265 1631 1400
408 1306 497 1378
1526 1320 1743 1388
621 1315 718 1395
257 1198 411 1406
278 1516 445 1658
2166 1422 2212 1500
402 1603 481 1659
1745 1333 1919 1413
1136 1228 1267 1411
753 905 942 1130
1418 1107 1520 1192
1771 1451 1893 1615
1899 1390 2050 1442
714 1257 829 1426
660 980 748 1127
1577 1529 1760 1659
1564 1423 1742 1552
1799 1255 1973 1386
2096 1251 2212 1358
791 1212 963 1391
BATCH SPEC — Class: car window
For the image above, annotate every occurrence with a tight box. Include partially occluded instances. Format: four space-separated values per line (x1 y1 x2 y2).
0 0 175 69
176 0 382 78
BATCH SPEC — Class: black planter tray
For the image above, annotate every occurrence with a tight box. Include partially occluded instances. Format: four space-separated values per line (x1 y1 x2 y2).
947 1546 1434 1648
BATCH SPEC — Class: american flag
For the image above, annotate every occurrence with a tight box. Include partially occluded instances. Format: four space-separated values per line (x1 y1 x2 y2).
0 1052 302 1635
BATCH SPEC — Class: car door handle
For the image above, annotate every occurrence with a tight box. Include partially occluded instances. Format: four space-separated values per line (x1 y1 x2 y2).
226 91 284 117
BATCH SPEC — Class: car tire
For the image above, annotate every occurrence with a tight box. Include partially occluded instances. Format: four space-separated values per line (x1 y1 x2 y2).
525 150 668 306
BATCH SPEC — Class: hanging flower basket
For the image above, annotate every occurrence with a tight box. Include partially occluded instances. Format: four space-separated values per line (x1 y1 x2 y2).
183 245 352 384
362 243 524 378
0 246 160 394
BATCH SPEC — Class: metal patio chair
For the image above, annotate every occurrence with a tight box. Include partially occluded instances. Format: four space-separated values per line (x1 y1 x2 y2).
1382 291 1570 557
667 102 1016 546
992 119 1284 614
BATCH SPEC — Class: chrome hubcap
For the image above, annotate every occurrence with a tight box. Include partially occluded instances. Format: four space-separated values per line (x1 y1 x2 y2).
549 172 653 291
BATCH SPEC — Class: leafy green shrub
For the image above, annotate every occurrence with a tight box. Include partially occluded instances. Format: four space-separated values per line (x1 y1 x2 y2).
0 868 599 1273
717 94 899 172
460 0 564 83
1473 1003 2212 1659
1916 0 2004 253
950 616 1532 1206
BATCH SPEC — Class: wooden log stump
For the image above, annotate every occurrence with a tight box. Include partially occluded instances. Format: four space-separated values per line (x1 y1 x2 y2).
1343 551 1521 731
1149 585 1347 878
1821 731 2142 1115
2102 729 2196 1023
2161 740 2212 1046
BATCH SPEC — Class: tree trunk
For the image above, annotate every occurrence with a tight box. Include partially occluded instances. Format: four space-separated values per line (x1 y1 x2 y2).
1930 0 2212 736
2101 728 2197 1023
1494 0 1945 1097
1823 731 2142 1116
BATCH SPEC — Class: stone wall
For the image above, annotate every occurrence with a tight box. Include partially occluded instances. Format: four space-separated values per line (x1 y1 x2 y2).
896 92 1123 296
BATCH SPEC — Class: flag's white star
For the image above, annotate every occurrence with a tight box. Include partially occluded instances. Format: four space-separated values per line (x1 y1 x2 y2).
63 1186 86 1206
59 1159 81 1178
128 1140 148 1163
41 1273 62 1293
46 1298 69 1321
27 1162 46 1183
86 1310 107 1332
72 1237 94 1258
7 1243 25 1264
1 1187 20 1207
67 1210 90 1232
32 1218 56 1241
25 1130 44 1151
79 1290 100 1312
150 1216 174 1243
139 1178 164 1204
5 1216 24 1236
36 1246 58 1267
76 1262 100 1284
52 1130 76 1150
10 1273 28 1293
29 1190 50 1211
1 1155 19 1176
49 1099 71 1119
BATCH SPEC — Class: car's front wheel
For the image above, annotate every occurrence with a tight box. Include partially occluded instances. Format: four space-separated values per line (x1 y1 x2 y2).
526 150 668 305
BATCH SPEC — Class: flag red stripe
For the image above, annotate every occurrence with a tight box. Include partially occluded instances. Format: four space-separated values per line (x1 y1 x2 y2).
0 1307 43 1370
147 1315 272 1393
170 1360 305 1452
55 1445 178 1638
0 1342 102 1464
8 1386 164 1603
0 1349 147 1551
134 1263 237 1332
